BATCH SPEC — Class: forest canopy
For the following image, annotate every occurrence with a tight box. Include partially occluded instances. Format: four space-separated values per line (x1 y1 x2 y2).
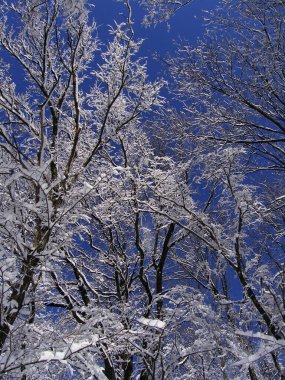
0 0 284 379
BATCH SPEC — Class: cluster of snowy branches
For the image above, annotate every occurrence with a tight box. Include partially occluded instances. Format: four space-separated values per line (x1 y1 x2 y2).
0 0 284 379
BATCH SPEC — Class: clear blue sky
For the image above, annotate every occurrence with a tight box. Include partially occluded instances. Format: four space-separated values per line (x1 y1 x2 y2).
94 0 220 79
5 0 221 94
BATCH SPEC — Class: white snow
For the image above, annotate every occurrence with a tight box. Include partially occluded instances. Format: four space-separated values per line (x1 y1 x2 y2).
138 317 166 329
82 182 93 193
39 335 100 363
39 350 66 362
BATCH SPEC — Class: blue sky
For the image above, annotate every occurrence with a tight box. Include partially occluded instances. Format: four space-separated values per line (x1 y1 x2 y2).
94 0 220 80
5 0 221 96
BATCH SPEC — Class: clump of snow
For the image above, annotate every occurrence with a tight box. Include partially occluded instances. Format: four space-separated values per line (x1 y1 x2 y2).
39 335 100 364
138 317 166 329
39 350 66 362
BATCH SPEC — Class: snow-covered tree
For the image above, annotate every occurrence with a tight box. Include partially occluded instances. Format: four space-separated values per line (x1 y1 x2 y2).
158 0 285 377
0 0 285 379
0 1 164 377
